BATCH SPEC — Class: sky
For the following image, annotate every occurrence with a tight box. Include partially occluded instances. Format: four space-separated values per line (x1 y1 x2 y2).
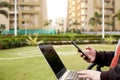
47 0 67 20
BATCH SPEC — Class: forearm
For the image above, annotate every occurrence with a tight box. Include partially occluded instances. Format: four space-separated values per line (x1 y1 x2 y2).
94 51 114 66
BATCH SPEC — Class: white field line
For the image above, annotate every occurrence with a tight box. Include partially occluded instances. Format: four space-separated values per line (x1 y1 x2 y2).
0 55 41 60
0 51 77 60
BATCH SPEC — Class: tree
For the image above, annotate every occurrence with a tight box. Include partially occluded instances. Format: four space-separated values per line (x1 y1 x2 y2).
114 10 120 23
0 24 6 35
89 12 102 31
55 19 65 34
0 0 11 18
106 22 115 31
71 20 80 33
113 10 120 30
43 19 52 27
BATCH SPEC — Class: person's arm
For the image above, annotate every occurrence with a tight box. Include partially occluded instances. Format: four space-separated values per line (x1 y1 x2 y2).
81 46 114 65
101 61 120 80
94 51 114 66
79 46 120 80
95 51 120 80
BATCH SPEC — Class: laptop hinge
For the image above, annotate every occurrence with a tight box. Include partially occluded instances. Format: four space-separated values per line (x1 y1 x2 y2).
57 68 66 79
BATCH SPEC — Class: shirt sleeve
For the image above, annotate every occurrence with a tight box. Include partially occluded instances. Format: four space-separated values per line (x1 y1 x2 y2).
94 51 114 66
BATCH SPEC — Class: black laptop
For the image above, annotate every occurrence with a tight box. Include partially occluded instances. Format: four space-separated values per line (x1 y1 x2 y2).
38 44 90 80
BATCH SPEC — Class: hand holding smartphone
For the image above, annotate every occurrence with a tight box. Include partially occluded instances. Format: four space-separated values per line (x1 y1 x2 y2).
71 41 90 60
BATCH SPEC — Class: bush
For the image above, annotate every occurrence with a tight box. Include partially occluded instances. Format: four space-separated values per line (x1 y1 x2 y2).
0 38 27 50
26 35 42 46
0 34 120 50
104 35 116 44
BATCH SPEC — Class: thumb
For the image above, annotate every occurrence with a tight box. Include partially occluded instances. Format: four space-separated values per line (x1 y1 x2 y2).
85 46 92 50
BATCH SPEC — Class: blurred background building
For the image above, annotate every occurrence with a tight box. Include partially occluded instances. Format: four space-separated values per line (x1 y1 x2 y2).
0 0 49 35
0 0 120 35
67 0 120 31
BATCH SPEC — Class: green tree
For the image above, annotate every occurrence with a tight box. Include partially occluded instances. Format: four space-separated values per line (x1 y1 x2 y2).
0 0 11 18
55 19 65 34
0 24 6 34
89 12 102 31
71 20 80 32
105 22 115 31
114 10 120 23
44 19 52 27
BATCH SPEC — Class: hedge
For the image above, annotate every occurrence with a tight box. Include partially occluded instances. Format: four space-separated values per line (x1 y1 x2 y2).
0 34 120 50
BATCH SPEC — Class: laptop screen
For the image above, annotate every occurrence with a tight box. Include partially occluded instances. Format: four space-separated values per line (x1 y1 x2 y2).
38 44 66 79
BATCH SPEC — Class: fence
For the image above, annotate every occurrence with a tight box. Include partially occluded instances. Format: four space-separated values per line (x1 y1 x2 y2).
1 29 56 35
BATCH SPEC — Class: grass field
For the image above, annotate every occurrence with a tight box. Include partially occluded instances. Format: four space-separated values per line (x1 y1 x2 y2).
0 44 116 80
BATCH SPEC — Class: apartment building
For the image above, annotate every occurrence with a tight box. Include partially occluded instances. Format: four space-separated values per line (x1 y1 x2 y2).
67 0 81 30
114 0 120 30
94 0 114 31
67 0 120 31
0 0 9 30
0 0 47 31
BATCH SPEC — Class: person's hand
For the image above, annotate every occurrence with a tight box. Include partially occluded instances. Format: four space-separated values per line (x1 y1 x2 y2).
77 70 101 80
79 46 96 63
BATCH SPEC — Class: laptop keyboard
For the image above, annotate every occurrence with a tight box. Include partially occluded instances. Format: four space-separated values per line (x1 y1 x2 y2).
66 70 79 80
66 71 91 80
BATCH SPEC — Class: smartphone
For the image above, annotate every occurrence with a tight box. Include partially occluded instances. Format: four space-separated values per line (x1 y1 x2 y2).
71 41 90 60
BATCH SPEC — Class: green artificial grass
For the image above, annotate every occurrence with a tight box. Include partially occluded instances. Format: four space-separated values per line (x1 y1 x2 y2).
0 44 116 80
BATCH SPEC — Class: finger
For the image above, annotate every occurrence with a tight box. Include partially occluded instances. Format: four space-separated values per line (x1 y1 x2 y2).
85 46 92 50
77 71 91 79
78 74 88 78
85 57 91 61
79 75 92 80
77 70 87 74
77 72 90 78
80 54 84 57
83 55 87 60
83 56 89 60
77 70 92 74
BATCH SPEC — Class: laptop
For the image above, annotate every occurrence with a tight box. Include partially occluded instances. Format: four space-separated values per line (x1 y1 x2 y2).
38 44 90 80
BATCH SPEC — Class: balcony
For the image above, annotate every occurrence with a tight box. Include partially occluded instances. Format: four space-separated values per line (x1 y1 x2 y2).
9 11 19 14
100 18 113 23
105 12 113 16
19 10 40 14
81 5 87 9
9 0 14 4
95 4 113 9
105 20 112 23
81 0 87 2
18 1 40 6
105 0 110 2
105 5 113 9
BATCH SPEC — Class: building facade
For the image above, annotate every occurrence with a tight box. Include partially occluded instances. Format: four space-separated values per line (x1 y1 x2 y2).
0 0 47 31
67 0 120 31
67 0 81 30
